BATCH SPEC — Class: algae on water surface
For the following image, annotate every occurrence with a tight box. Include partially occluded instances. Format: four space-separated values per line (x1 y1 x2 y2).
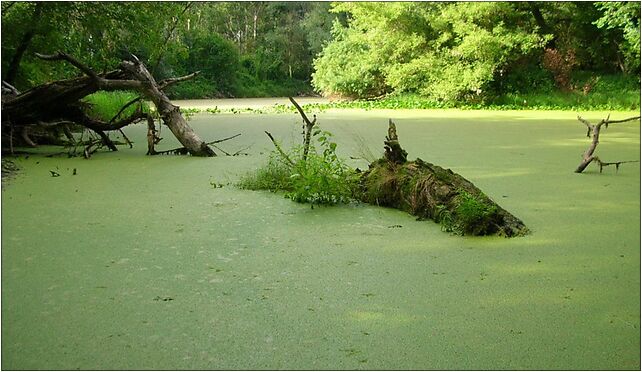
2 108 640 370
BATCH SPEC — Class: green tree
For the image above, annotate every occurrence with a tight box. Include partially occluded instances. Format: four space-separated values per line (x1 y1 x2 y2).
1 2 194 89
594 1 641 74
168 32 240 98
312 2 546 101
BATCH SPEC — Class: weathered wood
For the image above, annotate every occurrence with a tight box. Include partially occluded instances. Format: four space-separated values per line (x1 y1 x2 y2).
359 120 529 237
288 96 316 161
2 52 214 157
575 115 640 173
383 119 407 164
117 55 215 157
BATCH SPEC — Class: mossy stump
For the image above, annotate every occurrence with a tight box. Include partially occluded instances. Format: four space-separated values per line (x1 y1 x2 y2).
358 121 529 237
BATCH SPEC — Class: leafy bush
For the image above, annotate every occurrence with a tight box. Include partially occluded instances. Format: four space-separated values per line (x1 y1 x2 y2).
311 20 389 99
167 32 240 99
238 128 358 205
312 3 547 102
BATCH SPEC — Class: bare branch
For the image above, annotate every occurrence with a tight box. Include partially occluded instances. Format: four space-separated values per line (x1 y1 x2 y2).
109 96 142 124
82 111 148 132
119 129 133 148
35 52 145 91
206 133 241 145
211 144 231 156
159 71 201 90
604 115 640 125
35 52 99 81
594 157 639 173
288 96 313 127
288 96 317 161
2 80 19 96
233 144 253 156
575 115 640 173
577 115 592 129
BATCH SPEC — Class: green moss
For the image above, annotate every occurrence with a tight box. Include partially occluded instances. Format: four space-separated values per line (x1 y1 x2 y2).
1 108 639 370
453 190 498 235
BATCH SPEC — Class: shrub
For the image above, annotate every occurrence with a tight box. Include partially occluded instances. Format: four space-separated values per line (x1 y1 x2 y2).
311 21 388 99
238 128 358 205
237 152 293 192
167 32 240 99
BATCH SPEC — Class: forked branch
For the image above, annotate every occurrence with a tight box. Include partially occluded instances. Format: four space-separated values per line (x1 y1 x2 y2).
289 96 316 161
158 71 200 90
575 115 640 173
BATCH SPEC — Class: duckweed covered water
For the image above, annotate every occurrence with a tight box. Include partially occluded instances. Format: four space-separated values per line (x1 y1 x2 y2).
2 106 640 369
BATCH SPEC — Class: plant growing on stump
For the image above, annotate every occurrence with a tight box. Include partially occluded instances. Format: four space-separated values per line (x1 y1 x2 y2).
240 98 529 237
358 120 529 237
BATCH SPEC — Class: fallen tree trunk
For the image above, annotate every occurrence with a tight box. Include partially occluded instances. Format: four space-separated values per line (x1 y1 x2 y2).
358 120 529 237
2 52 215 156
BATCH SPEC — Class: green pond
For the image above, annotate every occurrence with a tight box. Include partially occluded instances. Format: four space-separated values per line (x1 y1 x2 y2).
2 104 640 370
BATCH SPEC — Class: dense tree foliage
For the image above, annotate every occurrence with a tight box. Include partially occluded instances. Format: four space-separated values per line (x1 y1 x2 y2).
1 1 335 98
312 2 640 102
1 1 639 103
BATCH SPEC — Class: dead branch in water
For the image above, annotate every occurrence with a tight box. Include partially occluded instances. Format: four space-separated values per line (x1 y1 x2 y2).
288 96 316 161
575 115 640 173
153 133 241 156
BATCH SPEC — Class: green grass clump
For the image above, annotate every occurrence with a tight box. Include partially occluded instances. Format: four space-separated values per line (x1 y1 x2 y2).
237 153 293 192
238 129 357 205
82 91 150 122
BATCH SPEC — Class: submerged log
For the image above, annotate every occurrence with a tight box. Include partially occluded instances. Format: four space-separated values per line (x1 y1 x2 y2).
358 121 529 237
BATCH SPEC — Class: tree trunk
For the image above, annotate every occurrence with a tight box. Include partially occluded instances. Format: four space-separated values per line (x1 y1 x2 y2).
119 56 216 156
358 120 529 237
4 3 43 85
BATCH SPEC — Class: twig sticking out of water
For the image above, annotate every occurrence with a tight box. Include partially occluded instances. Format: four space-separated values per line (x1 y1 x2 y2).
155 133 241 156
575 114 640 173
